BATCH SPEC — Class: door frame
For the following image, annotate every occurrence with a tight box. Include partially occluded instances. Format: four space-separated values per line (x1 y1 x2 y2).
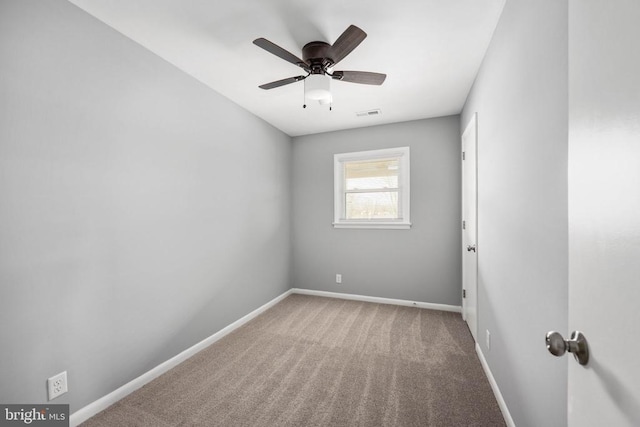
462 112 478 341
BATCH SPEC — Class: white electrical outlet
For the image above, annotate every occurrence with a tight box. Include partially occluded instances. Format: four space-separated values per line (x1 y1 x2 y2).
47 371 68 400
486 330 491 350
336 274 342 284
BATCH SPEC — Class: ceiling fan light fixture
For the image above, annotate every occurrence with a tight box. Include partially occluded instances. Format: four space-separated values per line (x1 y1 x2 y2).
254 25 386 111
305 74 331 101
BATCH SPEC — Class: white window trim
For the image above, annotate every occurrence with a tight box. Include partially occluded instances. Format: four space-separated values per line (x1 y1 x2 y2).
333 146 411 229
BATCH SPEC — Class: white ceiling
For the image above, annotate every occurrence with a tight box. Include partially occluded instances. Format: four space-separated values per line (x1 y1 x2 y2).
68 0 505 137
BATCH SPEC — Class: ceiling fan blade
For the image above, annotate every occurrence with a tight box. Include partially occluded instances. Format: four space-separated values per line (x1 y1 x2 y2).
332 71 386 85
253 38 309 71
329 25 367 66
259 75 307 90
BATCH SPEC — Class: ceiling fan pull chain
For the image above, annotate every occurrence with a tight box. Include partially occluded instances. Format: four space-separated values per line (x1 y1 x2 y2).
303 78 307 108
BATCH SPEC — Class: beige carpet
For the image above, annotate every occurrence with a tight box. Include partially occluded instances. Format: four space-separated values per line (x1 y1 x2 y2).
82 294 505 426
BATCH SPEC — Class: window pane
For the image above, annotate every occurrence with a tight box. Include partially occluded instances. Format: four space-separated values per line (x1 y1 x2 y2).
346 191 399 219
345 159 398 190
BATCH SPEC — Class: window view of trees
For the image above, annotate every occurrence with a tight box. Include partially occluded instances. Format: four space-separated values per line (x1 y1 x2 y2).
344 159 399 219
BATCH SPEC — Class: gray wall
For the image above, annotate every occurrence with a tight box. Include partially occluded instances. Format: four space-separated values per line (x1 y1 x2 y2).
292 117 461 305
0 1 291 412
460 0 568 426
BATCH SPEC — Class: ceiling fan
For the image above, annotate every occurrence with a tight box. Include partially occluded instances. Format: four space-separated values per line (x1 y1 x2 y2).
253 25 386 106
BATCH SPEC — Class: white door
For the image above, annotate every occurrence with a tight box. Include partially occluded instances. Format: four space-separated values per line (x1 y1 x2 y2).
567 1 640 425
462 113 478 341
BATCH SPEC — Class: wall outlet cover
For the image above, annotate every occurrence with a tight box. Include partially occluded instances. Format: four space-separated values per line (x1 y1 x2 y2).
47 371 68 400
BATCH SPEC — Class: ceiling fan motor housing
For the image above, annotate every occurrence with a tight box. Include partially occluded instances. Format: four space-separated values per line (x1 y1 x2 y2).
302 41 334 72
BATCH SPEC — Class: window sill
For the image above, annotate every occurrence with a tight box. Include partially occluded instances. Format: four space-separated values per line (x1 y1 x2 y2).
333 222 412 230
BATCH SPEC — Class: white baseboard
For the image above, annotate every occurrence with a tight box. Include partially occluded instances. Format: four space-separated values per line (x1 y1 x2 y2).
475 343 516 427
291 288 462 313
70 289 294 427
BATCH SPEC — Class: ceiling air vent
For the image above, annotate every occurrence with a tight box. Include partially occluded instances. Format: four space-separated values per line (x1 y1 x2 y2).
356 109 381 117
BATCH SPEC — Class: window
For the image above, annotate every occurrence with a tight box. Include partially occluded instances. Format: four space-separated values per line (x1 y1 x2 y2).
334 147 411 229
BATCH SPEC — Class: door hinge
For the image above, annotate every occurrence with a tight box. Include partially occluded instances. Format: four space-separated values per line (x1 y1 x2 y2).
462 151 466 160
463 289 466 298
462 220 466 230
